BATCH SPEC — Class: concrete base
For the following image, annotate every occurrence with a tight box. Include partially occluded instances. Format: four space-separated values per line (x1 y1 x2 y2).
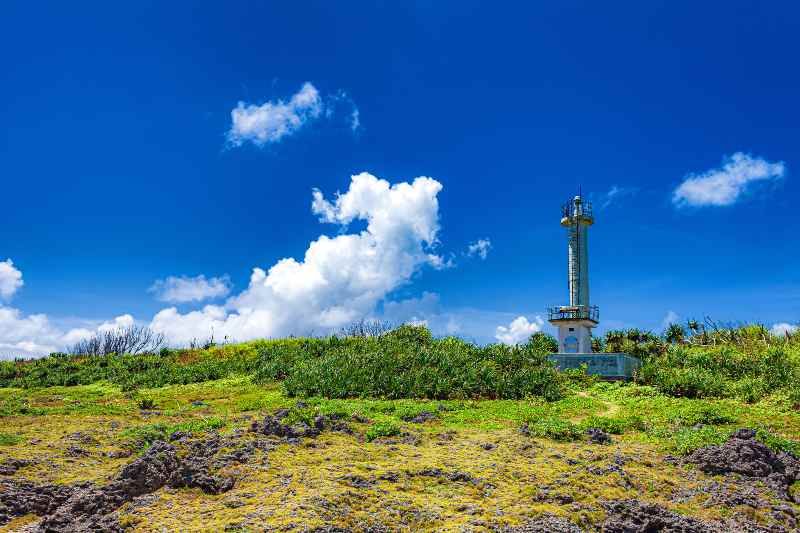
549 319 596 353
548 353 641 381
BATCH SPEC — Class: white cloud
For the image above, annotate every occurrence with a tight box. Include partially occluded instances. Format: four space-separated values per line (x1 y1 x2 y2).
467 238 492 260
0 259 141 359
149 275 231 303
495 315 543 345
0 259 23 300
149 172 445 345
673 152 786 207
0 302 137 360
97 314 136 333
771 322 798 336
227 82 323 146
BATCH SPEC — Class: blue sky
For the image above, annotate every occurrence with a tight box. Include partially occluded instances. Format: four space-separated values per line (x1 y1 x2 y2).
1 1 798 356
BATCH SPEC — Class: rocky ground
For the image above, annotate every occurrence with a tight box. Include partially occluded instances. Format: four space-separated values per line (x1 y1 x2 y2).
1 380 799 531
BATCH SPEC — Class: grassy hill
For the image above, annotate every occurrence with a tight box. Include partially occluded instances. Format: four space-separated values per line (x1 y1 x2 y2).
0 324 798 531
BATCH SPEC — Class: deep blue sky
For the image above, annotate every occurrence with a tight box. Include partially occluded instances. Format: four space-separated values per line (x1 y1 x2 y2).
1 1 798 349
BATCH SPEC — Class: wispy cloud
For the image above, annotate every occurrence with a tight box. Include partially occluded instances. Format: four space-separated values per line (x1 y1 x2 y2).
673 152 785 207
466 238 492 260
601 185 636 209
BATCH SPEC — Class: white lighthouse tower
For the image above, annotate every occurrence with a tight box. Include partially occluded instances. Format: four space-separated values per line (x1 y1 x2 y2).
548 195 599 354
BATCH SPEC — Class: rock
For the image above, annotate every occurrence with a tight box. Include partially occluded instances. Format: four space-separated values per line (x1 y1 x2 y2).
29 437 236 531
106 449 133 459
0 478 88 525
169 430 190 442
0 458 33 475
340 474 374 489
586 428 612 445
601 499 720 532
65 445 90 457
503 514 584 532
412 468 479 485
481 442 497 451
685 428 800 500
406 411 436 423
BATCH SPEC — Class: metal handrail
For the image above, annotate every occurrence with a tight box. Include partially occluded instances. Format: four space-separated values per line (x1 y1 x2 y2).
547 305 599 322
561 200 593 220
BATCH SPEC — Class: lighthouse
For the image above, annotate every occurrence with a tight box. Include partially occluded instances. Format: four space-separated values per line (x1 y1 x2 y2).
548 195 599 354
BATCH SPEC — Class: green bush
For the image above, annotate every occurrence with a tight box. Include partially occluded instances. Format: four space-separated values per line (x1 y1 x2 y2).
667 425 730 455
667 403 737 426
264 327 565 401
638 339 797 401
0 344 261 391
366 421 400 441
524 417 582 441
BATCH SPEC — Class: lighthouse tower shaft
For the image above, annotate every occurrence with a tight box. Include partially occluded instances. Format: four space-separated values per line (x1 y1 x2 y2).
548 195 599 354
565 198 592 309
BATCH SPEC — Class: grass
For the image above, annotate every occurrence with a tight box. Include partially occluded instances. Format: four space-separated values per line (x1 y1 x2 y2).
119 417 227 449
0 372 798 531
365 421 401 441
0 432 22 446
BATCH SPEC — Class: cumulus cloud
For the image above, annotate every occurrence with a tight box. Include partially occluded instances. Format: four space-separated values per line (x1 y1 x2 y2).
0 259 23 300
227 82 323 146
495 315 543 345
466 238 492 260
673 153 786 207
149 172 445 345
771 322 798 336
0 304 136 359
149 275 231 303
0 261 146 359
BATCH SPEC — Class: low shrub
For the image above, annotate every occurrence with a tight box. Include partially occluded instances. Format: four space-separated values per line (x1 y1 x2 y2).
262 327 565 401
666 425 730 455
523 417 582 441
366 421 400 441
667 403 737 427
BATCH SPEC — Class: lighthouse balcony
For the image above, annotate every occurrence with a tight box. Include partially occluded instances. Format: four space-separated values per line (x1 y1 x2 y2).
547 305 599 322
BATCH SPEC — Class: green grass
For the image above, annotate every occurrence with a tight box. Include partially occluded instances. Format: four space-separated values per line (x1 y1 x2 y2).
0 432 22 446
119 417 227 449
366 421 401 441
